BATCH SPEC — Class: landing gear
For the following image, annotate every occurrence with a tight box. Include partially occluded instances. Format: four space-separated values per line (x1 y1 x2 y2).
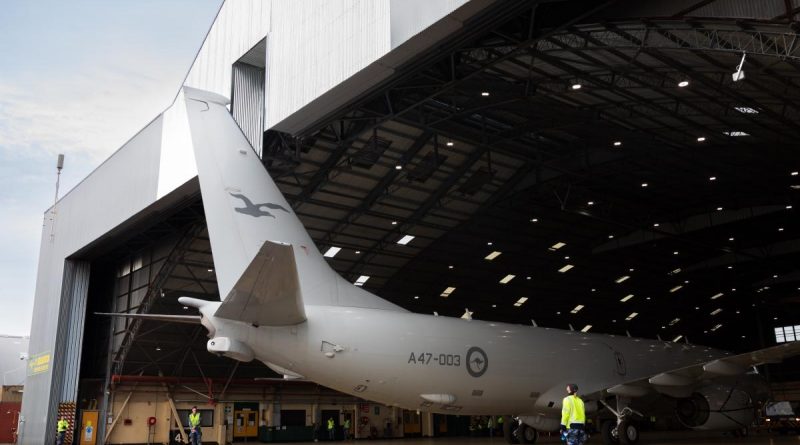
503 416 518 444
516 424 538 444
599 397 642 445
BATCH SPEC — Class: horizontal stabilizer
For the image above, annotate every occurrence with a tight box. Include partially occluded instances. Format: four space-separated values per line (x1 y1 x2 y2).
95 312 202 324
214 240 306 326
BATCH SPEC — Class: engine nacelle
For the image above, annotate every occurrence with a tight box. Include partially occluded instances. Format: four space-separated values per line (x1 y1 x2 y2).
676 384 754 431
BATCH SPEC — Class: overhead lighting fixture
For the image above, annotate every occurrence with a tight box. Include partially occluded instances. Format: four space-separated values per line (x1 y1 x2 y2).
723 131 749 137
608 235 615 239
391 221 398 225
440 286 456 298
669 317 680 326
670 285 683 293
678 80 690 87
414 295 419 299
641 183 648 188
615 275 630 284
395 165 403 170
669 268 682 275
653 223 660 227
526 276 531 280
727 265 733 269
711 323 723 332
697 136 706 142
580 325 592 333
731 52 746 82
355 250 361 254
481 91 490 96
448 265 454 269
672 335 683 342
571 304 584 314
323 246 342 258
571 83 582 90
530 218 539 222
787 205 793 209
792 171 799 176
716 207 723 211
711 292 724 300
620 294 634 302
549 242 566 251
207 268 214 273
397 235 415 245
779 227 785 232
487 241 493 246
673 251 679 255
558 264 574 273
735 106 758 114
514 297 529 307
587 201 595 206
485 251 502 261
354 275 370 286
499 274 516 284
709 176 717 181
626 312 638 321
728 237 735 241
710 308 723 315
446 141 454 147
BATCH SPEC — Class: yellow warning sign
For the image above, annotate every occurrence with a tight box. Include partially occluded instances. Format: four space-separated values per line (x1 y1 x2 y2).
28 351 51 375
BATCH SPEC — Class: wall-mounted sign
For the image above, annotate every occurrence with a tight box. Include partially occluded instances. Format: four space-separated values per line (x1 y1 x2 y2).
27 351 51 376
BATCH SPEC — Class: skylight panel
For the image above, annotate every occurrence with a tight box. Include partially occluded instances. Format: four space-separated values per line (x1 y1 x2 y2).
670 285 683 293
499 274 516 284
397 235 415 245
711 292 724 300
558 264 574 273
710 308 722 315
580 325 592 333
440 286 456 298
323 246 342 258
354 275 370 286
620 294 634 303
615 275 630 284
514 297 528 307
549 242 566 251
571 304 584 314
626 312 638 321
485 251 502 261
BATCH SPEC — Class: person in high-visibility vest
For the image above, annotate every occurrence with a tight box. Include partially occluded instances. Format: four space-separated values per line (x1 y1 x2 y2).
342 417 351 440
560 384 587 445
189 406 202 445
327 417 335 440
56 417 69 445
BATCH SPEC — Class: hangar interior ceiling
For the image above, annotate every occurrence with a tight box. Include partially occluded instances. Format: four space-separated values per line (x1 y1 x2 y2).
91 0 800 386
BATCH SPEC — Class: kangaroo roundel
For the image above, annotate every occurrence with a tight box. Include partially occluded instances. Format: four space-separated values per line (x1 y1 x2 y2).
466 346 488 377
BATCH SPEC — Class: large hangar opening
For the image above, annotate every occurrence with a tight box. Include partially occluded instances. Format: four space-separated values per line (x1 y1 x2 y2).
19 1 800 445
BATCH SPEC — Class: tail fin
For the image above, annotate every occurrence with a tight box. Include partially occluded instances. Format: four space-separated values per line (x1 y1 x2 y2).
182 87 404 312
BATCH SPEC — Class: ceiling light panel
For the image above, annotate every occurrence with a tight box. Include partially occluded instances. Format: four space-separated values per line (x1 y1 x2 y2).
354 275 370 286
615 275 630 284
571 304 584 314
620 294 634 302
670 285 683 293
323 246 342 258
558 264 574 273
711 292 724 300
514 297 528 307
581 325 592 332
499 274 516 284
625 312 638 321
549 242 566 251
440 286 456 298
485 251 502 261
397 235 415 245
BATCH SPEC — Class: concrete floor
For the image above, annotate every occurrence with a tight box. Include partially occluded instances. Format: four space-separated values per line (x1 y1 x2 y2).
234 431 800 444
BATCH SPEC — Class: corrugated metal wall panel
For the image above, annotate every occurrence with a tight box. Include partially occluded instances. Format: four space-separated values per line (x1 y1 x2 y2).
184 0 271 99
389 0 469 47
20 117 164 445
59 261 90 402
232 62 266 156
265 0 392 129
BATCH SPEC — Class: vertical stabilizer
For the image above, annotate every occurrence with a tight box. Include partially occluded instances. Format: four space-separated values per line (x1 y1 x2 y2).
182 87 404 311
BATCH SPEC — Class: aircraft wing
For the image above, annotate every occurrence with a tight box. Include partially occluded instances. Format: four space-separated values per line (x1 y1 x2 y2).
600 341 800 399
213 240 306 326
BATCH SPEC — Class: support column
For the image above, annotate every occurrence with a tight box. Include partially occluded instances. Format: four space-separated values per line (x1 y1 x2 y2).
422 412 434 437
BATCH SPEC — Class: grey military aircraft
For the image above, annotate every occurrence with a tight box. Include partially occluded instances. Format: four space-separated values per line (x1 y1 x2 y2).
105 87 800 445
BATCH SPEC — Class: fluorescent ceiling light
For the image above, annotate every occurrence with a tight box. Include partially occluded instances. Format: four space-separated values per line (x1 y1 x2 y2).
549 242 566 251
723 131 749 137
572 83 582 90
669 317 680 326
711 323 723 332
670 268 682 275
625 312 638 321
499 274 516 284
323 246 342 258
670 285 683 293
678 80 689 87
514 297 528 307
711 292 724 300
613 141 622 147
397 235 415 245
395 165 403 170
734 106 758 114
446 141 454 147
440 286 456 298
391 221 398 225
641 183 648 187
697 136 706 142
672 335 683 342
620 294 634 302
485 251 502 261
558 264 574 273
354 275 370 286
581 325 592 332
481 91 490 96
571 304 584 314
792 171 798 176
615 275 630 284
530 218 539 222
710 308 722 315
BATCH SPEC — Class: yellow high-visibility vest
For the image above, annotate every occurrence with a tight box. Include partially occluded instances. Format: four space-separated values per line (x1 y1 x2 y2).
561 394 586 428
189 412 201 428
57 419 69 432
327 419 334 430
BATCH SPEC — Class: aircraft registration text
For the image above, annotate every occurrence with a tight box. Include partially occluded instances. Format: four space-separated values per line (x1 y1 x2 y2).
407 352 461 366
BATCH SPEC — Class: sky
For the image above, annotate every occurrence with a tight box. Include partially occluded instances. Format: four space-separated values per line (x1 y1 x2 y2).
0 0 223 336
